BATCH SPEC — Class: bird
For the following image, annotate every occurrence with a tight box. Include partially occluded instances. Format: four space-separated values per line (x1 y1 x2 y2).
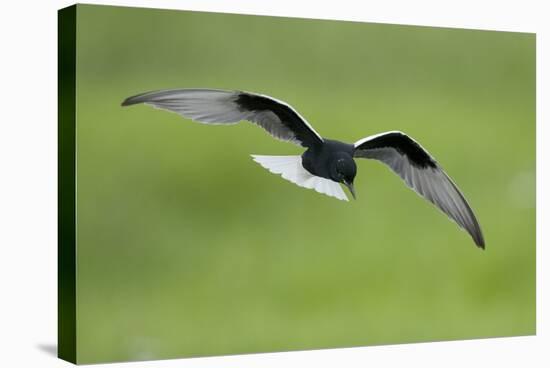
121 88 485 248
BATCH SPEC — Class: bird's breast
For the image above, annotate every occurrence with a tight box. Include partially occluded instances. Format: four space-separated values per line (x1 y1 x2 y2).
301 149 331 179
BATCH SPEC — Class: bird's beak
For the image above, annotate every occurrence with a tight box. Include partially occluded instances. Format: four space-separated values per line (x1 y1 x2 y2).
344 181 356 200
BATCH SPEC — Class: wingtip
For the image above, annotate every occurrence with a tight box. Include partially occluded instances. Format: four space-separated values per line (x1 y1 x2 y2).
121 96 137 107
473 233 485 250
476 239 486 250
121 91 153 107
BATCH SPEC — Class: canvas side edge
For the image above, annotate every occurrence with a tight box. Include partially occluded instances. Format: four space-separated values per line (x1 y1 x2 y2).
58 4 77 364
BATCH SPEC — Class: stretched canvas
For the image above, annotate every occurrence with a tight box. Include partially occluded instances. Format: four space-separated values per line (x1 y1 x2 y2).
58 4 536 364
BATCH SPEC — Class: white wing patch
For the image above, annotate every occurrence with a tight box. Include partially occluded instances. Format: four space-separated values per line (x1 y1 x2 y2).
251 155 348 201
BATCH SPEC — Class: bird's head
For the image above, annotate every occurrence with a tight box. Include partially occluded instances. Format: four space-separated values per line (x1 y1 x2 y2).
330 154 357 199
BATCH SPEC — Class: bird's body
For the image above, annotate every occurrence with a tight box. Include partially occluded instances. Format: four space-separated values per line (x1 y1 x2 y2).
122 88 485 248
302 139 356 182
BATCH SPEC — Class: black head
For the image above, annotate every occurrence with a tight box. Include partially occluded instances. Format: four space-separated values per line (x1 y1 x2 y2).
329 153 357 199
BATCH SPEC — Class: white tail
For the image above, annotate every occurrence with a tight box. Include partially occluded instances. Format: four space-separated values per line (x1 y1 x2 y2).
251 155 348 201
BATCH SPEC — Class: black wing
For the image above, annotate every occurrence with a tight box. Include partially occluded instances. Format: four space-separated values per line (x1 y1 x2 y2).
354 131 484 248
122 89 323 148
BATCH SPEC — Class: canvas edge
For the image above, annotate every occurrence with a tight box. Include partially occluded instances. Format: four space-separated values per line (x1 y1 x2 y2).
58 4 77 365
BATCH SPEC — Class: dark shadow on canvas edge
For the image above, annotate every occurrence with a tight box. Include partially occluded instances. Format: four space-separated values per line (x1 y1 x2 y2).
37 343 57 357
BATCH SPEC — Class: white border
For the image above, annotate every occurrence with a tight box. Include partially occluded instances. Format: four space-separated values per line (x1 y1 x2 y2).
0 1 546 367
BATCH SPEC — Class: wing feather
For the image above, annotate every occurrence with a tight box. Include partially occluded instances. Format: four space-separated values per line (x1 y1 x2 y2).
354 131 484 248
122 89 323 148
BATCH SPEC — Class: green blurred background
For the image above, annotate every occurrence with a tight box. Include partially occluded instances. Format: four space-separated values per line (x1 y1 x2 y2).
73 4 535 364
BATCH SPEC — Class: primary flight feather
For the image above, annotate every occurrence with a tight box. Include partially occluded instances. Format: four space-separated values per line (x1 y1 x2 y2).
122 88 485 248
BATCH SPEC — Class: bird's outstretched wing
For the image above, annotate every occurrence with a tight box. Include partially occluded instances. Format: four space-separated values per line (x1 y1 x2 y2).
354 131 484 248
122 89 324 148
